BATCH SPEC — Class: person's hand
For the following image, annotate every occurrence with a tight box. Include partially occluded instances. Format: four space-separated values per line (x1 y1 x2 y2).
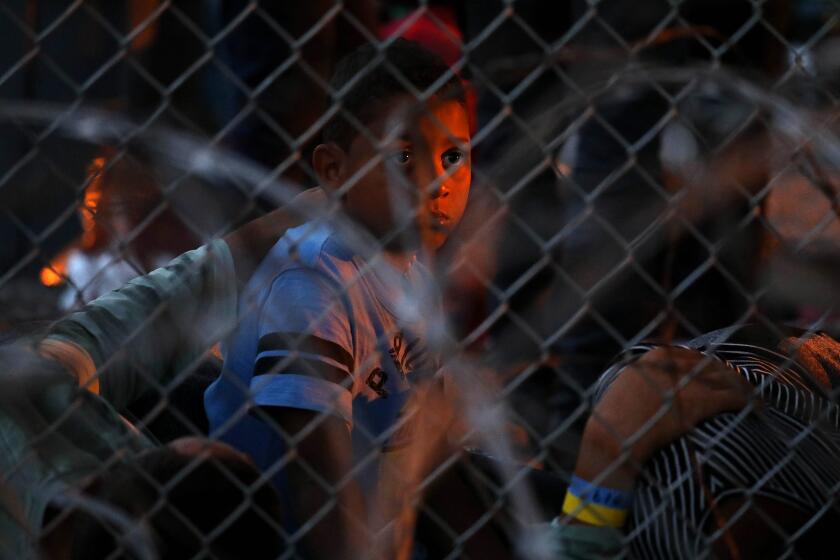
574 346 754 491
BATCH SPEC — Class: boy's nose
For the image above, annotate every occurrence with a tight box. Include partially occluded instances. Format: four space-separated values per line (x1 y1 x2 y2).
427 179 448 199
410 153 440 201
418 154 451 200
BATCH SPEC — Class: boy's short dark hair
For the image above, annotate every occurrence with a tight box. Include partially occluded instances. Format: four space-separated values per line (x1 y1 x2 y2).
322 39 466 150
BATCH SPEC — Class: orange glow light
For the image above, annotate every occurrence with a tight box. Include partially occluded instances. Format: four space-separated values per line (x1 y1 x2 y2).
39 156 107 287
80 157 105 250
40 252 68 287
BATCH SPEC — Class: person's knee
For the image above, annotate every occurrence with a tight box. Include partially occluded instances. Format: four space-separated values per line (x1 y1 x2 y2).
73 443 282 559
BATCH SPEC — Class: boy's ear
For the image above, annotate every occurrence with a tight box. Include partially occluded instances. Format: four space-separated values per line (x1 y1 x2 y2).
313 143 347 191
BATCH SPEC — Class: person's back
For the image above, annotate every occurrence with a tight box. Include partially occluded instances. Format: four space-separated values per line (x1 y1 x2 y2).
595 323 840 558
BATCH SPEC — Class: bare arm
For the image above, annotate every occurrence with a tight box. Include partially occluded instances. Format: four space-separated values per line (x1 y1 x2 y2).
222 188 325 287
572 347 753 508
263 407 369 560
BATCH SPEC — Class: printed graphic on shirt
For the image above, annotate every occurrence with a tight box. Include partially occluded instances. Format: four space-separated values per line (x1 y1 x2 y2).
365 333 436 399
388 332 436 382
389 333 412 379
365 368 389 397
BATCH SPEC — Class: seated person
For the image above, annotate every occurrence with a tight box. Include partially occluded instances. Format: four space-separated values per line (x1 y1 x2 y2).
3 294 281 558
1 188 319 557
202 39 472 557
555 323 840 558
0 346 281 560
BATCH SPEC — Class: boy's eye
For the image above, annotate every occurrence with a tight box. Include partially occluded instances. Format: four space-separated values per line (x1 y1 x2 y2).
389 150 412 165
442 149 464 169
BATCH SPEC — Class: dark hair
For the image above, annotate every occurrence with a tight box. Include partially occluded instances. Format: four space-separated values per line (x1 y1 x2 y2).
322 38 466 150
72 445 282 559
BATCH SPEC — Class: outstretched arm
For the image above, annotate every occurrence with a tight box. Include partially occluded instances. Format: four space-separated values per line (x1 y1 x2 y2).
40 188 325 409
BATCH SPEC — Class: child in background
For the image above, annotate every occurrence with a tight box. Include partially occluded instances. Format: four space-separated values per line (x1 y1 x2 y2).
204 39 472 558
47 152 199 310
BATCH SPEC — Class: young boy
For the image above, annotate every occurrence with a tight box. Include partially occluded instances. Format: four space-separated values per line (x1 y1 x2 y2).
203 39 471 556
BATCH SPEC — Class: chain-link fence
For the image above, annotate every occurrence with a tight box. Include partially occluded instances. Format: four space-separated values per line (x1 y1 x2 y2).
2 1 840 558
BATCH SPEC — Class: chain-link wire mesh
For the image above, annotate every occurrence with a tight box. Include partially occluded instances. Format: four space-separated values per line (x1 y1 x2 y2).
2 1 840 558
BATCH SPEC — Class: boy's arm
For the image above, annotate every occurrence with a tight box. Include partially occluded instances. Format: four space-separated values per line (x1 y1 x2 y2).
247 269 369 558
263 408 369 559
41 188 325 409
223 187 325 287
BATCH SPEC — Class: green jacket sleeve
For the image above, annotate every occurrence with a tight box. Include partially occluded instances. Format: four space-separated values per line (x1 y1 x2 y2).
548 518 624 559
44 239 237 412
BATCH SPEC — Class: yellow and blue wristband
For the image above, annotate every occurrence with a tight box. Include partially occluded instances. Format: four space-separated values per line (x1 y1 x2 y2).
561 475 633 527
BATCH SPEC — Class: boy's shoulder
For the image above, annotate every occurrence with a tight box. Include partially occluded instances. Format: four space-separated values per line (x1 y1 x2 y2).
246 219 358 293
276 220 335 267
246 216 438 320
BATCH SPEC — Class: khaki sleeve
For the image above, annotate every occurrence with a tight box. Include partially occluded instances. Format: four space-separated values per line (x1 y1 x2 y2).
42 239 237 411
38 337 99 394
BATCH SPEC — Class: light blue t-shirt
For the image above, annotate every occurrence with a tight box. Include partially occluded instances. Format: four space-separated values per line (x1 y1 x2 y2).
204 221 441 498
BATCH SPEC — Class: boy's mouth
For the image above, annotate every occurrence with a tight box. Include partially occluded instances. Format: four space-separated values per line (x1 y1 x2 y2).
429 211 451 231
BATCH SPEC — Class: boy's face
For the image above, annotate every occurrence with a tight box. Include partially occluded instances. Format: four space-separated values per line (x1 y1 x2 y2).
338 95 471 251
